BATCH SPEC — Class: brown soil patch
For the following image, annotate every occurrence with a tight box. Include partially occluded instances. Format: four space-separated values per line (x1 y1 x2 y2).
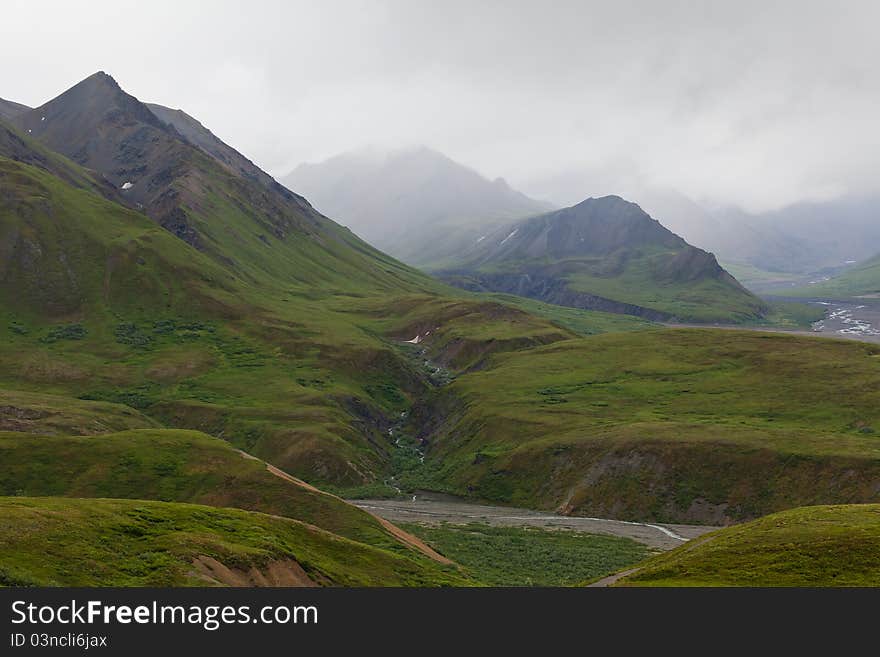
190 555 317 587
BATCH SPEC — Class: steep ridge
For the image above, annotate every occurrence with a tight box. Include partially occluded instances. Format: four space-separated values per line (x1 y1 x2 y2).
11 73 433 292
0 97 30 121
0 120 473 578
147 102 278 189
438 195 767 323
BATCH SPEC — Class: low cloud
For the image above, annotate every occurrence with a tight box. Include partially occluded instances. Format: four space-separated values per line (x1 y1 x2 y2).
2 0 878 212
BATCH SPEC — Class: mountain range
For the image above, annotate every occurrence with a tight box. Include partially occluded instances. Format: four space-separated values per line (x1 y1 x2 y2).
287 148 766 322
2 73 880 586
637 189 880 279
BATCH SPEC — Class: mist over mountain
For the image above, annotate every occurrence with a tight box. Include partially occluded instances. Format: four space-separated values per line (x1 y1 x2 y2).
284 147 552 267
529 183 880 279
723 196 880 269
634 190 817 275
640 191 880 276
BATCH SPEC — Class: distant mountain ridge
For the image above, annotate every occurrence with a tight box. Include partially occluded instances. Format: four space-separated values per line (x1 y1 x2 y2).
438 195 767 322
284 146 553 267
638 190 880 277
0 97 30 121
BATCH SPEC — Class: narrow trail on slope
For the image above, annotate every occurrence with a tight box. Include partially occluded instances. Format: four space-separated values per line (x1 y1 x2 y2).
587 568 641 588
234 449 451 564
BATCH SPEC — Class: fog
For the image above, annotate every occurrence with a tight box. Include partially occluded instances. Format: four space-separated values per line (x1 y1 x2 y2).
2 0 879 212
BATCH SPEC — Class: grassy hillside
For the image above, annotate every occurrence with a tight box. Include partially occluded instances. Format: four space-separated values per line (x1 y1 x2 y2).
719 260 805 292
0 152 577 490
564 245 765 322
405 329 880 523
613 504 880 586
789 254 880 298
0 497 470 587
0 389 158 435
9 72 880 588
0 427 437 554
482 293 657 336
0 157 239 319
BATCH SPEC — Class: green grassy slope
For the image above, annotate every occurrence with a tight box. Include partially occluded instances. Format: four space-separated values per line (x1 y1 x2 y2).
719 260 804 291
0 389 158 434
0 427 431 553
11 73 880 589
613 504 880 586
563 246 768 323
0 153 577 489
789 255 880 298
0 497 470 587
0 157 239 319
482 293 657 336
407 329 880 523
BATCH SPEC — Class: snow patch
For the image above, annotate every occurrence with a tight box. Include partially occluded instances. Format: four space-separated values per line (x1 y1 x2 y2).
121 182 133 190
404 326 438 345
476 235 486 243
499 228 518 245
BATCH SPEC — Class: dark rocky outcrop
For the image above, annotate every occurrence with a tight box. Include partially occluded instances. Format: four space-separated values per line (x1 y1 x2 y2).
443 271 674 321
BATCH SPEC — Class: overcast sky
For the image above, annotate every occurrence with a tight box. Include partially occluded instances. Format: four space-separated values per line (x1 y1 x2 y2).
2 0 879 212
